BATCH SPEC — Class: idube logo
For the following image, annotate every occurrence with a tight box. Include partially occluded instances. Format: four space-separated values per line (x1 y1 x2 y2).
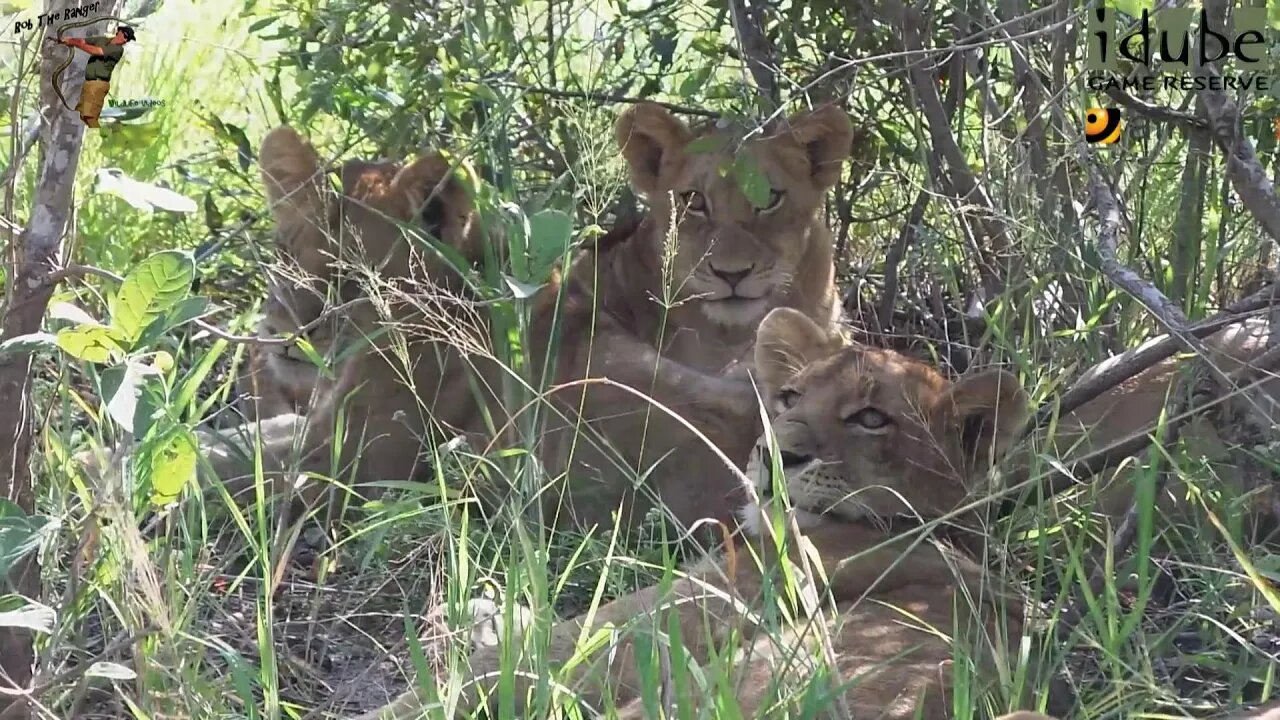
1086 6 1275 95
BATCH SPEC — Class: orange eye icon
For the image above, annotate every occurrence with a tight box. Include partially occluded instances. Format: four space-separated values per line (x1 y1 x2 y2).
1085 108 1122 144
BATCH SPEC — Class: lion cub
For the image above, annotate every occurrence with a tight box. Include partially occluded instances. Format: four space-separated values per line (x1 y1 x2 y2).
354 306 1047 720
200 127 503 510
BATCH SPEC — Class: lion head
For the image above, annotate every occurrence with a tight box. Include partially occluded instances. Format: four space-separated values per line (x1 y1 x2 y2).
740 308 1030 535
242 127 488 415
614 103 853 328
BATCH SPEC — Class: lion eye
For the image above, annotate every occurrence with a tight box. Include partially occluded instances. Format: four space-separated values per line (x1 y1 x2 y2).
759 189 785 214
680 190 707 216
778 388 800 410
846 407 891 430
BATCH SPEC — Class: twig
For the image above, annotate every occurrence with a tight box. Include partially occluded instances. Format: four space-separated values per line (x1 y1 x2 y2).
1102 86 1209 133
491 83 719 118
1085 158 1190 329
1028 286 1273 433
877 189 929 333
726 0 778 114
1055 345 1280 636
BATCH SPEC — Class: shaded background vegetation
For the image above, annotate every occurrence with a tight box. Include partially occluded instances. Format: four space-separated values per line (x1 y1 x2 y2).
1 0 1279 716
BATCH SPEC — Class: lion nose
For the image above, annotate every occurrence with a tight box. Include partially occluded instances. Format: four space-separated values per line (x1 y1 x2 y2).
778 450 812 468
710 266 752 290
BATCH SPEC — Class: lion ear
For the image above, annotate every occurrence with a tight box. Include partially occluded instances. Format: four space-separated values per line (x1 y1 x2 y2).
390 152 483 261
935 369 1030 470
615 102 695 195
754 308 843 395
785 104 853 189
258 126 333 279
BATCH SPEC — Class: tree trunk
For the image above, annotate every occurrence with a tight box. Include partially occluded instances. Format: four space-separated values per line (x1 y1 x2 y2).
0 2 113 716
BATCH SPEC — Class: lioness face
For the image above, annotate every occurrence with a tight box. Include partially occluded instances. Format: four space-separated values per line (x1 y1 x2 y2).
740 308 1030 535
253 127 485 369
615 103 853 328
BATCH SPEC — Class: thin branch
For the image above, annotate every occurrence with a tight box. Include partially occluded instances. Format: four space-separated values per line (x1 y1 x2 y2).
491 83 719 118
726 0 778 114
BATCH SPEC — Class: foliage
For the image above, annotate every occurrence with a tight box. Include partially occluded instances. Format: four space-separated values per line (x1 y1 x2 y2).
1 0 1279 716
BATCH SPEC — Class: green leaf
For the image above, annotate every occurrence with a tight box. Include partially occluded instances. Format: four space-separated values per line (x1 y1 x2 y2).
685 134 730 156
732 154 772 209
136 424 199 506
525 209 574 283
0 500 55 578
109 250 195 348
56 324 125 364
247 16 276 32
0 332 57 358
136 296 215 349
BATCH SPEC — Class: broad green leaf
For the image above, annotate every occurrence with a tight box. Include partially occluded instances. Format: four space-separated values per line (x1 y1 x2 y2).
136 424 199 506
525 209 573 283
0 332 57 358
136 296 214 349
0 500 56 578
732 154 772 209
56 324 125 364
0 601 55 634
109 250 195 347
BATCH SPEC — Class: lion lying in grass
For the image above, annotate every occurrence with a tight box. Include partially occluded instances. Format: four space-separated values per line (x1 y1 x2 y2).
352 306 1055 719
198 102 856 534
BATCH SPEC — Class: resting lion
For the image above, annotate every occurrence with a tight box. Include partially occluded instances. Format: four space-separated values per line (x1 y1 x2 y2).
513 101 854 532
199 126 505 509
200 102 855 533
353 306 1051 720
1018 318 1279 524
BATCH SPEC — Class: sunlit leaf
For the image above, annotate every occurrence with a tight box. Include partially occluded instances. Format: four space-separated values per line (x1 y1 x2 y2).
136 424 199 506
0 601 55 634
106 360 161 433
94 168 197 213
47 301 99 326
109 250 195 347
85 662 138 680
55 324 125 364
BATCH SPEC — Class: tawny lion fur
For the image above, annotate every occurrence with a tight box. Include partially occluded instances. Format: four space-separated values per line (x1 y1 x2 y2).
204 102 856 531
352 306 1048 719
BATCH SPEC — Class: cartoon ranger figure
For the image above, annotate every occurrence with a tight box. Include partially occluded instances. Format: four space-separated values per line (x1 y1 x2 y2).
57 24 135 128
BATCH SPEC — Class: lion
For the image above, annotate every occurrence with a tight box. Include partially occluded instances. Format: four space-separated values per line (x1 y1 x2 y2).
513 102 854 533
352 306 1053 720
193 126 506 511
1017 317 1279 525
233 126 491 421
87 102 855 536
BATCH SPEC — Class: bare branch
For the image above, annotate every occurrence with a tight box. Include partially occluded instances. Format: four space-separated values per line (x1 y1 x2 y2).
726 0 778 114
